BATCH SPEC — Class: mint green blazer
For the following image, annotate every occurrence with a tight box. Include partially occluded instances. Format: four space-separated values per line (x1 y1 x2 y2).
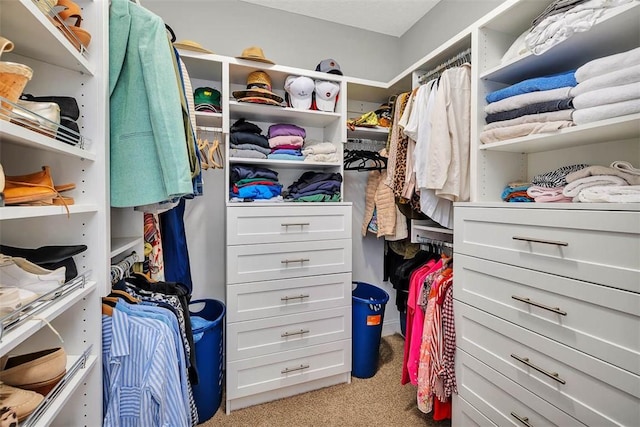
109 0 192 207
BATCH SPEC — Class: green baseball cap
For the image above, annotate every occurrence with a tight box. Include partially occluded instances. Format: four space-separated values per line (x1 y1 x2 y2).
194 87 221 113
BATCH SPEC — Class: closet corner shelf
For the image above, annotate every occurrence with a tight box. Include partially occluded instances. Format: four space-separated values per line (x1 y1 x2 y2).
0 204 100 220
176 52 224 82
1 122 97 162
0 280 97 354
347 126 389 140
228 157 341 170
0 0 94 75
111 236 144 259
22 354 98 427
195 111 223 128
479 113 640 154
479 2 640 83
413 224 454 235
228 101 341 127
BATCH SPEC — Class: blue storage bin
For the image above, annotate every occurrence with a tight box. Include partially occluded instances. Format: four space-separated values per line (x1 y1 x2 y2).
351 282 389 379
189 299 225 422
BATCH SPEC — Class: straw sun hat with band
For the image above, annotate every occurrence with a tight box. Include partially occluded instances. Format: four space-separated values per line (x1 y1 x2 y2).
232 70 283 106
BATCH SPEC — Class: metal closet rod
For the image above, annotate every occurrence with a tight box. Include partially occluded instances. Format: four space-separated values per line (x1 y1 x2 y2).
418 47 472 85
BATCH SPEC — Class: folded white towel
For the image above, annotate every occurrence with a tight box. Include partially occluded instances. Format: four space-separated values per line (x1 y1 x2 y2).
578 185 640 202
573 82 640 109
301 142 337 155
576 46 640 82
570 64 640 97
572 98 640 124
566 165 640 184
610 160 640 176
563 175 627 197
485 87 573 114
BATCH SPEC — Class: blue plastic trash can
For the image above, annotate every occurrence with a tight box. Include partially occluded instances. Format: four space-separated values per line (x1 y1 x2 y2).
351 282 389 378
189 299 225 423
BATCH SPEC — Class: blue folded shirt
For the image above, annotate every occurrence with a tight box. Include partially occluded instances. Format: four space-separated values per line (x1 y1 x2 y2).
486 70 577 104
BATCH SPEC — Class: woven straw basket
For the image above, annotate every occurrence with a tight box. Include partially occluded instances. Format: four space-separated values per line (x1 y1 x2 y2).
0 36 33 118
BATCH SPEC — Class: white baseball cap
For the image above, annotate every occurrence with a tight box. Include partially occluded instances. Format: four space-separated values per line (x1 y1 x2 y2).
285 75 314 110
314 80 340 112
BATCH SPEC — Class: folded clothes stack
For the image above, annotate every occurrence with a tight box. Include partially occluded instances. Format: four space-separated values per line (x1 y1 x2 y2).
481 70 577 144
505 161 640 203
267 123 306 161
525 0 633 56
285 171 342 202
570 47 640 125
229 164 282 202
228 118 270 159
302 141 339 163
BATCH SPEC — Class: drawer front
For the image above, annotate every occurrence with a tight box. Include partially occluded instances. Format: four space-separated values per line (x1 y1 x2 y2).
452 394 497 427
456 302 640 427
454 254 640 375
227 273 351 322
227 306 351 361
454 207 640 292
227 205 352 245
456 349 585 427
227 239 352 284
226 340 351 399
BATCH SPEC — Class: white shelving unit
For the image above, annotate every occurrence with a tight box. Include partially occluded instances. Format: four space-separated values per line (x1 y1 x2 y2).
452 0 640 425
177 49 354 413
0 0 108 425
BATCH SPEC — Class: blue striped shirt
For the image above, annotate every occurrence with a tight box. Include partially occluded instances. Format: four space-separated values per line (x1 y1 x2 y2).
102 307 190 426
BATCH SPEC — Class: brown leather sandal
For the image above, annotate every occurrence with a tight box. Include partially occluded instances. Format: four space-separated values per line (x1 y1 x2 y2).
53 0 91 51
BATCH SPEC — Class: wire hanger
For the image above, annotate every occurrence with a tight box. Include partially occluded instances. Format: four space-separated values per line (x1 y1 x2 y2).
418 47 472 85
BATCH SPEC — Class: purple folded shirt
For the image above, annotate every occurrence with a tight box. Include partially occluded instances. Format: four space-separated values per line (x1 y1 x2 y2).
268 123 306 139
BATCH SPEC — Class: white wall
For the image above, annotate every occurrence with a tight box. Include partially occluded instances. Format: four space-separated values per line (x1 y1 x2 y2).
399 0 505 72
145 0 401 82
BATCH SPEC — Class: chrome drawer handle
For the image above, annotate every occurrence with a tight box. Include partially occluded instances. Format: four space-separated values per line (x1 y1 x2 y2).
511 354 566 384
511 412 533 427
281 329 309 338
281 258 309 264
281 222 310 227
511 295 567 316
512 236 568 246
281 364 309 374
281 294 309 302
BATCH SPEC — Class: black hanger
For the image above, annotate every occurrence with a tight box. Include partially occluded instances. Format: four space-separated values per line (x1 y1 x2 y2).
344 149 387 171
165 24 176 43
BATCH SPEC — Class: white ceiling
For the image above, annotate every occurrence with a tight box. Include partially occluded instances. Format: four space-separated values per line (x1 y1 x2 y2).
238 0 442 37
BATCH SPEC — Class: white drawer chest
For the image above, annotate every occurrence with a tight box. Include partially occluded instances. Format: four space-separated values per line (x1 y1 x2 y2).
452 205 640 426
225 204 353 413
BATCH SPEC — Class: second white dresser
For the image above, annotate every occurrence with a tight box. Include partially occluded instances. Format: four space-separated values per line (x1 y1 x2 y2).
225 204 353 413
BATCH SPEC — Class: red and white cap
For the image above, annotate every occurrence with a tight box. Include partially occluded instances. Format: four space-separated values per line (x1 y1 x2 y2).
284 75 314 110
314 80 340 112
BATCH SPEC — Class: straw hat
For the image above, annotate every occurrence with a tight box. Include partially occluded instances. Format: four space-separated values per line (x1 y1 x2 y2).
173 40 214 54
236 46 275 64
232 70 283 106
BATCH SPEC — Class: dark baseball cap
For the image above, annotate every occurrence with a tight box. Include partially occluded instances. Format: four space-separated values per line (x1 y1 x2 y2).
315 59 342 75
194 87 221 113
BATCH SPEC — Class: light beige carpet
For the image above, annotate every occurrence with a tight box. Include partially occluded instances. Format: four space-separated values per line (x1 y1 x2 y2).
199 333 451 427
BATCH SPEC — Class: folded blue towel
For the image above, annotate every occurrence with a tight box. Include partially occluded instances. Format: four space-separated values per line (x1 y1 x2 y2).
486 70 577 104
